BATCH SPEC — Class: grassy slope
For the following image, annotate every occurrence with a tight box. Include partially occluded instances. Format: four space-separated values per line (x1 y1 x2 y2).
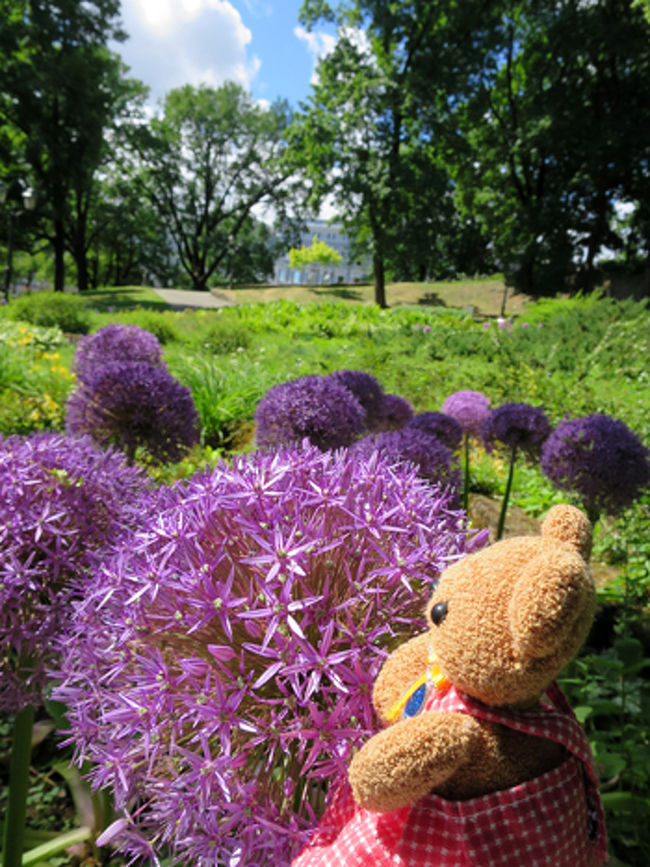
213 276 531 318
82 277 528 320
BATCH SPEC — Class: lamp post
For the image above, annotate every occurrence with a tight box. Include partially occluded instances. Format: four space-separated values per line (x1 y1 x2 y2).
0 182 36 303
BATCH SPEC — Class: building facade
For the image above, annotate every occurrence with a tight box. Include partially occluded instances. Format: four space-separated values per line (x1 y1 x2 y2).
273 219 370 285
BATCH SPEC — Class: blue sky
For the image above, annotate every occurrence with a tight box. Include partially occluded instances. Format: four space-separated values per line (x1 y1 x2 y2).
114 0 337 110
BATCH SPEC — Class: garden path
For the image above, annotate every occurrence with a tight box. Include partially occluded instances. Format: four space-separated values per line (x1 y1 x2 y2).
152 288 234 310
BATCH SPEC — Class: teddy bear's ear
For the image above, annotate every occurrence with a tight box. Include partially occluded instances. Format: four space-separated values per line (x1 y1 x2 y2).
541 504 592 561
508 547 595 660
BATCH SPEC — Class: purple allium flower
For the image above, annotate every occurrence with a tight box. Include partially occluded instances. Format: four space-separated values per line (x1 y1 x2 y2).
482 402 551 458
375 393 414 432
327 370 385 431
351 428 461 493
65 361 200 463
541 414 650 519
56 445 484 865
254 375 366 450
0 433 149 713
441 390 491 438
405 412 464 451
73 324 165 383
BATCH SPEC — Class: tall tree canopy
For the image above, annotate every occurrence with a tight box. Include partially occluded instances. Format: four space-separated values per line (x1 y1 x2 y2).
291 0 501 306
1 0 142 292
448 0 650 294
293 0 650 300
128 83 296 292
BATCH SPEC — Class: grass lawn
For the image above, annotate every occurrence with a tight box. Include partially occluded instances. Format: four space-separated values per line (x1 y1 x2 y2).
212 275 531 318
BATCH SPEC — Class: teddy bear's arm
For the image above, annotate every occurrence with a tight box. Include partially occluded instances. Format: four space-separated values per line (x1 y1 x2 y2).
348 711 478 812
372 631 431 723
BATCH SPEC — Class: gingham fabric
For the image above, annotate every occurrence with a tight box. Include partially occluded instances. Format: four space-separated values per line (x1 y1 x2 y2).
292 682 607 867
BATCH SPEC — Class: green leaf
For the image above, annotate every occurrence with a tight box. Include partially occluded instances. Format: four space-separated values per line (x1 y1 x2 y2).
20 827 92 867
601 791 650 815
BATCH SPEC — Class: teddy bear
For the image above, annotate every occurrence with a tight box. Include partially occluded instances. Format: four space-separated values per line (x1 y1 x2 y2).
293 504 607 866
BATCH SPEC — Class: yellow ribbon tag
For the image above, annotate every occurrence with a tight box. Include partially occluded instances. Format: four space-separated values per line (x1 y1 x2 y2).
385 647 450 723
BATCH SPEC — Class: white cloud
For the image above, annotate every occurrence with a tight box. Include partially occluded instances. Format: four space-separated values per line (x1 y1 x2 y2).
294 25 337 84
118 0 261 104
294 24 371 85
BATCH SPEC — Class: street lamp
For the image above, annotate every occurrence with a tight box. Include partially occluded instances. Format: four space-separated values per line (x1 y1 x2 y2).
0 182 37 303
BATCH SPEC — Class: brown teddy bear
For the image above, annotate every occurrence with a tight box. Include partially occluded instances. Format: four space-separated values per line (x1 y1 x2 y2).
294 504 607 866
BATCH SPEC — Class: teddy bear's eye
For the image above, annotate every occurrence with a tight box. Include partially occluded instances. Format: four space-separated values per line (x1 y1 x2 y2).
430 602 448 626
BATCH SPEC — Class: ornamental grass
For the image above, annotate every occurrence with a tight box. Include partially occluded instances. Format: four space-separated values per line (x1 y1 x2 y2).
56 444 486 865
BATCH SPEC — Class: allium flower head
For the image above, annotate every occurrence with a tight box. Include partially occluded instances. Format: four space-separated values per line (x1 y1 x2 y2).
406 412 463 451
327 370 385 431
254 375 366 450
375 393 414 432
56 445 484 865
73 324 165 383
541 414 650 519
351 428 461 494
441 390 491 438
66 361 200 463
0 433 149 713
482 402 551 458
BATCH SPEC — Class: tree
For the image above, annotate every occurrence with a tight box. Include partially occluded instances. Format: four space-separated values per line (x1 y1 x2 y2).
447 0 650 294
86 177 178 288
1 0 141 292
288 234 342 269
291 0 503 307
128 83 297 292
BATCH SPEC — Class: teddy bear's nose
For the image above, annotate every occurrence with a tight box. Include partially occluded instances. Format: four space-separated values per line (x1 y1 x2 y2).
431 602 448 625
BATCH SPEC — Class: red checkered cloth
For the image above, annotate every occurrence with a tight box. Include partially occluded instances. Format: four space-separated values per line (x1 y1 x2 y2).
292 682 607 866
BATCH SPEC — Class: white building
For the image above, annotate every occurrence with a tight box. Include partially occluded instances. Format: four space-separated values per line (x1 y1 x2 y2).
273 219 370 285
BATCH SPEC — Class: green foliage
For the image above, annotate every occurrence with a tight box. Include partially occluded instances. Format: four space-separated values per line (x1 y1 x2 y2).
167 351 275 449
200 320 252 354
144 444 225 486
288 234 343 269
128 82 296 292
448 0 650 295
4 292 91 334
561 635 650 865
107 309 182 344
0 319 75 435
1 0 144 292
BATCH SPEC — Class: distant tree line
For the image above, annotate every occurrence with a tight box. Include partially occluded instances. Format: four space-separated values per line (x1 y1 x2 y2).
1 0 649 304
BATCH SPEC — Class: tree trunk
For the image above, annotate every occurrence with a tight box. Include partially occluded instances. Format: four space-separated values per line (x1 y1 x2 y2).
192 276 208 291
373 250 387 309
75 246 89 293
516 257 535 296
53 219 65 292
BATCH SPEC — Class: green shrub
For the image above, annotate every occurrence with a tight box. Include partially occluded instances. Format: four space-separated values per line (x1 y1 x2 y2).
110 309 182 345
0 339 75 435
5 291 91 334
200 320 251 354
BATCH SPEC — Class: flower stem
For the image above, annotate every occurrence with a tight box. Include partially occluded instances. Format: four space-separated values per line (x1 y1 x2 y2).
496 446 517 541
2 703 35 867
462 435 470 514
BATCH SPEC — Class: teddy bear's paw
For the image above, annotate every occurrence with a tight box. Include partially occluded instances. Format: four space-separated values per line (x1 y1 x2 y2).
348 712 477 812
